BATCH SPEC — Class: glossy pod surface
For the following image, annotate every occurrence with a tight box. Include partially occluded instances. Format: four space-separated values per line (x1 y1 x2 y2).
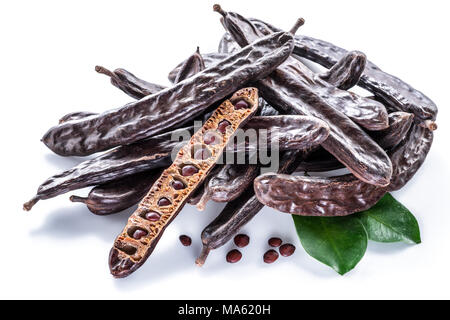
70 171 161 215
250 18 438 122
216 6 392 186
42 32 294 156
109 88 259 278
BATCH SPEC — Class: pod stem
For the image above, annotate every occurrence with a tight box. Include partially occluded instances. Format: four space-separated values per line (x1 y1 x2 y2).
195 190 212 211
195 246 211 267
95 65 118 81
421 120 438 131
70 195 88 204
289 18 305 35
23 196 40 211
213 4 227 17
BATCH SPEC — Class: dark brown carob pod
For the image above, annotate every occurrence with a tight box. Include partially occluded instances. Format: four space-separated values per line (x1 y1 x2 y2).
70 171 161 215
174 47 206 84
109 88 259 278
295 111 415 172
249 17 438 123
254 122 434 216
319 51 367 90
196 114 330 209
42 32 294 156
371 112 414 150
58 111 98 124
214 5 392 186
95 66 166 100
168 52 228 83
23 127 186 211
196 150 305 267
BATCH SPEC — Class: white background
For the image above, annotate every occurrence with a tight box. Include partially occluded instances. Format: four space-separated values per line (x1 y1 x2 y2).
1 0 449 299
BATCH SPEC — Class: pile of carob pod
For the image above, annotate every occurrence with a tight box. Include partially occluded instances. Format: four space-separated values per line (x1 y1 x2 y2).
24 5 437 278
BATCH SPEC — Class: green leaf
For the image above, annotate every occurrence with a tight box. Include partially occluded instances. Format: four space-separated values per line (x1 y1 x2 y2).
358 193 421 244
293 215 367 275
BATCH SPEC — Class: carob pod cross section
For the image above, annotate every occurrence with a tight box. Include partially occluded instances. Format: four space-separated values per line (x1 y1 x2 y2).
214 5 392 187
109 88 259 278
42 32 294 156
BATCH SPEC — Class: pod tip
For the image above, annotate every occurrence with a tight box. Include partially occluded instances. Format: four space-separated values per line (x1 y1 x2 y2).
23 196 39 211
213 4 226 17
195 246 211 267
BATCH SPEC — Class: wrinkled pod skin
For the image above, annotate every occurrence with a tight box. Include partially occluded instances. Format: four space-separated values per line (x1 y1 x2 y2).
109 88 260 278
24 115 325 210
296 111 415 172
249 18 438 123
70 171 161 215
169 51 384 130
95 66 166 100
61 48 208 124
254 122 434 216
196 150 305 266
214 5 392 187
42 32 294 156
318 51 366 90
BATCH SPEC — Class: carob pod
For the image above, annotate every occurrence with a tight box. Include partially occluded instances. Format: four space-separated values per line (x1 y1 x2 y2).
168 52 228 83
196 114 330 209
318 51 367 90
196 150 305 266
174 47 206 84
61 48 207 123
109 87 259 278
254 122 434 216
95 66 166 100
23 128 186 211
58 112 98 124
214 5 392 186
219 32 367 91
70 171 161 215
249 18 438 123
370 111 414 150
42 32 294 156
296 111 415 172
196 164 259 210
25 115 323 210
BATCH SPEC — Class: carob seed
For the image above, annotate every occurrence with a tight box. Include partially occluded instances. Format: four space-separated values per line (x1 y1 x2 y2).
268 237 282 247
279 244 296 257
234 99 249 109
171 180 186 190
132 229 148 240
157 197 171 206
144 211 161 221
226 249 242 263
217 120 231 134
233 234 250 248
181 165 199 176
203 132 221 145
179 235 192 246
263 249 279 263
194 148 211 160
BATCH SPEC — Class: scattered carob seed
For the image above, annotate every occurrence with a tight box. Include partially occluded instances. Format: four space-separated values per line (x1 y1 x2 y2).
179 235 192 247
279 244 296 257
263 249 279 263
234 234 250 248
268 237 282 247
226 249 242 263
